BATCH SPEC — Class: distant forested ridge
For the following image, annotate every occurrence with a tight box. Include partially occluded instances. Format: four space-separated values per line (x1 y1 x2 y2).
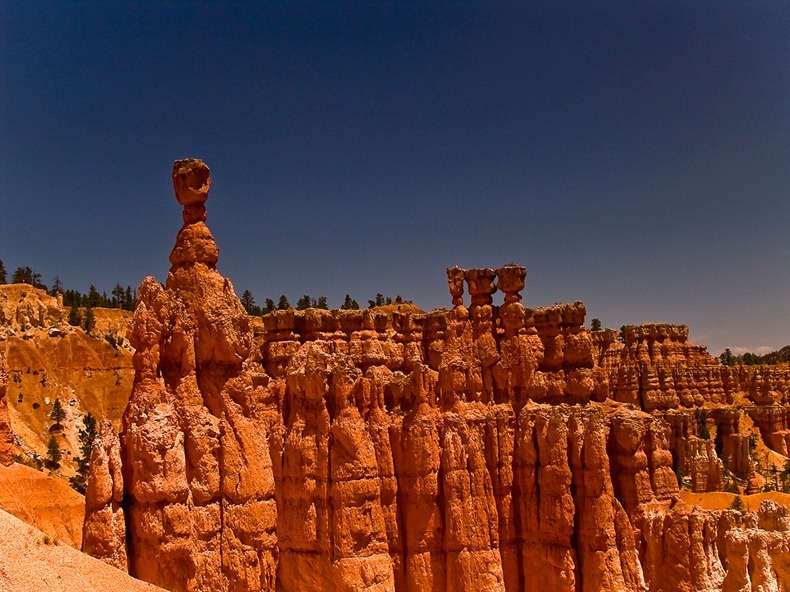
720 346 790 366
0 259 136 311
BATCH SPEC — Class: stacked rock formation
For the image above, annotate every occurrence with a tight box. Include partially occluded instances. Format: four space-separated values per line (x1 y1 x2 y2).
84 160 278 590
85 160 790 592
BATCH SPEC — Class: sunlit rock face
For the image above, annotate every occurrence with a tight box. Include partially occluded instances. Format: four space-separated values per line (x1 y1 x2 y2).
0 348 14 466
84 159 277 591
84 160 790 592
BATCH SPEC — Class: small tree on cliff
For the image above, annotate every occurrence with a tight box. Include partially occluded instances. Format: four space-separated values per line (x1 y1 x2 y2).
45 435 62 471
277 295 290 310
49 399 66 431
719 348 734 366
83 305 95 334
368 293 385 308
695 408 710 440
241 290 261 316
69 412 97 494
296 294 312 310
0 259 6 284
591 318 602 331
730 495 745 514
68 302 81 326
341 294 359 310
12 266 34 285
263 298 275 314
124 286 135 311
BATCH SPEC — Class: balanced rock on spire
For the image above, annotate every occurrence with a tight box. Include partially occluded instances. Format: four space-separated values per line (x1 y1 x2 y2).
169 158 219 269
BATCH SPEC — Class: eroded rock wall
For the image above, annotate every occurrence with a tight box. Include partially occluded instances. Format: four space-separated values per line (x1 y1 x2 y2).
84 160 790 592
0 346 14 465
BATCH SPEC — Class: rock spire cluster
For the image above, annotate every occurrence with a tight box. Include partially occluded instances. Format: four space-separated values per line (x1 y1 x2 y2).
83 160 790 592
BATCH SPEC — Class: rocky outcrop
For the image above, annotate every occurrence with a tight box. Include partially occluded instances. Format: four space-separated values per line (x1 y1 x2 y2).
0 284 65 333
3 326 134 474
0 347 14 465
85 160 790 592
83 420 127 568
746 406 790 456
0 282 135 475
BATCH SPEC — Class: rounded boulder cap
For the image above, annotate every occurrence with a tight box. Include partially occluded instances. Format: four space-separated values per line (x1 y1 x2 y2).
172 158 211 207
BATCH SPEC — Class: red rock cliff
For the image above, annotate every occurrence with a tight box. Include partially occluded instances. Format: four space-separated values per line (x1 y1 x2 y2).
84 160 790 592
0 346 14 466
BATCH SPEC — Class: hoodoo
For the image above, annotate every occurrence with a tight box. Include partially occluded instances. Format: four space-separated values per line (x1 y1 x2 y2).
84 160 790 592
84 159 278 590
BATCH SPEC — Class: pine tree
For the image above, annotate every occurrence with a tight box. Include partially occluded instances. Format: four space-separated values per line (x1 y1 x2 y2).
83 306 96 334
87 285 101 307
277 295 291 310
0 259 6 284
69 412 97 494
719 348 734 366
12 266 33 285
296 295 312 310
263 298 275 314
591 318 602 331
695 408 710 440
124 286 134 311
111 283 125 308
241 290 255 313
45 435 62 471
32 270 45 291
68 303 81 326
50 276 63 296
316 296 328 310
49 399 66 431
341 294 354 310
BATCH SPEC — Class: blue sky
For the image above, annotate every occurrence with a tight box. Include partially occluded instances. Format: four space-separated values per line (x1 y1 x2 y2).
1 1 789 355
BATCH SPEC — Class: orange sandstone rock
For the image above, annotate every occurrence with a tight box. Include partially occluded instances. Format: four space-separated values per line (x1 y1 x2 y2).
0 347 14 466
84 160 790 592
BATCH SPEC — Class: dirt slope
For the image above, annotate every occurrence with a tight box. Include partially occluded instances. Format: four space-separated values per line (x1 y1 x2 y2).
0 508 164 592
0 463 85 548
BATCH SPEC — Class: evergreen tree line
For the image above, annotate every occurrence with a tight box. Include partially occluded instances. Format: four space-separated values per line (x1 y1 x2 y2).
0 259 136 311
719 346 790 367
240 290 407 316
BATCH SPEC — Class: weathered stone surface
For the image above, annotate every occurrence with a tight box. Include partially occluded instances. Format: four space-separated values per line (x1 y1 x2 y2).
0 283 65 333
83 420 126 569
87 160 278 592
0 347 14 466
85 160 790 592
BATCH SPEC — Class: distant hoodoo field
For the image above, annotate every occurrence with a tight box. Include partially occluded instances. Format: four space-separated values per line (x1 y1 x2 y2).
3 159 790 591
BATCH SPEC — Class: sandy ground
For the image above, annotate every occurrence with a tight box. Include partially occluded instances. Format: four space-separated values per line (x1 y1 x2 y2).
0 508 164 592
680 490 790 512
0 463 85 548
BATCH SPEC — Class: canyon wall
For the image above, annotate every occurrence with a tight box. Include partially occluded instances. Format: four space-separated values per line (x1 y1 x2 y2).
0 346 14 466
84 160 790 592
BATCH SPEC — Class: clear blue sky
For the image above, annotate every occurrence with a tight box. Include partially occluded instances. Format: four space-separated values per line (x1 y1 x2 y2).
1 1 788 356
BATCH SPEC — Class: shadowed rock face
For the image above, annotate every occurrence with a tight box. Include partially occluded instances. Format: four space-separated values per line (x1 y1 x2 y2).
84 160 790 592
